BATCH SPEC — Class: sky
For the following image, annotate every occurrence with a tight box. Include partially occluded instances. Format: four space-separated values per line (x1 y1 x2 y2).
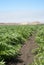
0 0 44 23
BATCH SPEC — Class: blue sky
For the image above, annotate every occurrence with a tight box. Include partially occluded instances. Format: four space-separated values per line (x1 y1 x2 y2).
0 0 44 23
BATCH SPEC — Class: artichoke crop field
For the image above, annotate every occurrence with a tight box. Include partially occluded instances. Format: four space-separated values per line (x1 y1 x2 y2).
0 25 44 65
0 25 36 65
31 25 44 65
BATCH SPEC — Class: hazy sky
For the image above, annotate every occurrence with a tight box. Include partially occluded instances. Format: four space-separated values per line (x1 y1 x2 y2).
0 0 44 23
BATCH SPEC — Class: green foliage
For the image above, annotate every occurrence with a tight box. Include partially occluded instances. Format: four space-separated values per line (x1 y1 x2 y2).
0 61 5 65
0 25 36 65
31 25 44 65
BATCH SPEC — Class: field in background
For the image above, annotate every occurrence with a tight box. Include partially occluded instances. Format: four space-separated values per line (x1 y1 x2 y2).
0 21 43 25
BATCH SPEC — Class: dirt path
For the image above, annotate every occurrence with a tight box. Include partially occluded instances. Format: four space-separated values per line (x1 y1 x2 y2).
7 33 38 65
